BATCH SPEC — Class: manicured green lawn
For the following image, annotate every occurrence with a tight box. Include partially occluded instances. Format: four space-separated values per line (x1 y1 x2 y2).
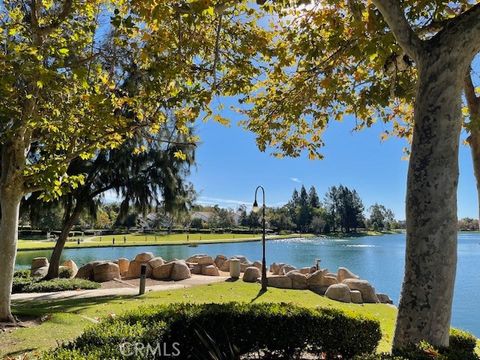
17 233 310 251
3 282 396 358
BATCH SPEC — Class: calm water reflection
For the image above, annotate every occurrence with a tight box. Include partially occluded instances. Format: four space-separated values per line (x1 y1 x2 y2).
15 232 480 336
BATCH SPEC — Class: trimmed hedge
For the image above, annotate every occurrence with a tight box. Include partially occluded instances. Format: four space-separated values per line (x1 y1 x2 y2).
44 302 381 359
12 271 100 293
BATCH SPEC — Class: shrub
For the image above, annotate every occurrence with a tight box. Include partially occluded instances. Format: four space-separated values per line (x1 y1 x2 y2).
58 267 74 279
44 302 381 359
12 278 100 294
23 278 100 293
14 269 32 278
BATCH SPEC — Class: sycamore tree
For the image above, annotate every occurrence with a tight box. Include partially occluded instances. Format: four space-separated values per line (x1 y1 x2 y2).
0 0 269 323
243 0 480 350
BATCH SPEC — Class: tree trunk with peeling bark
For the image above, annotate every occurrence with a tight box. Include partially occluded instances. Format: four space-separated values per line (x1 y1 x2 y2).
0 141 25 322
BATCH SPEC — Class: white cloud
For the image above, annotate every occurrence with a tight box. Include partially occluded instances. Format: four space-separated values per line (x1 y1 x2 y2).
290 177 302 183
197 196 250 207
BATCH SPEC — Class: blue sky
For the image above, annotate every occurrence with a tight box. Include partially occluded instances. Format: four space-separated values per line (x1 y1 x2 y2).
189 104 477 220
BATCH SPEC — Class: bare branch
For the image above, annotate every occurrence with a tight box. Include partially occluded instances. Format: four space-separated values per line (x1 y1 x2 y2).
371 0 424 62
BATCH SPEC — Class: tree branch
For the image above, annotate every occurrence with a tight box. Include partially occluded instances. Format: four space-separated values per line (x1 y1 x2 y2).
35 0 73 36
465 69 480 130
371 0 424 62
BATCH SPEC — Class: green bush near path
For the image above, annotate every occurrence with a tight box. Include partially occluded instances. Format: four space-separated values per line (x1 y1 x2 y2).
44 302 381 359
12 270 100 294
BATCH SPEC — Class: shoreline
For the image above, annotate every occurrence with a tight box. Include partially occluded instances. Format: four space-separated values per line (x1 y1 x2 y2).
16 230 403 252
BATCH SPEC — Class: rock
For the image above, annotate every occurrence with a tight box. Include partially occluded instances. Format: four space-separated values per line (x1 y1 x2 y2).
62 260 78 277
152 263 174 280
322 276 338 287
197 256 215 266
281 264 296 275
326 272 337 278
134 252 154 263
93 262 120 282
306 269 328 287
350 290 363 304
309 285 329 295
269 262 282 275
148 257 165 269
202 265 220 276
299 267 315 275
75 261 106 280
171 261 191 281
232 255 249 264
343 279 379 303
186 254 208 263
240 262 254 272
229 258 241 279
253 261 262 270
191 264 202 275
31 266 48 278
243 267 261 282
214 255 227 269
31 257 49 271
377 293 393 304
267 276 292 289
286 271 308 289
325 284 352 303
337 267 360 282
126 260 152 279
117 258 130 276
220 259 231 272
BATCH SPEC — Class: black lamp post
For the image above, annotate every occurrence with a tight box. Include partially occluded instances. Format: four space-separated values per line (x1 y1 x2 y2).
253 186 267 291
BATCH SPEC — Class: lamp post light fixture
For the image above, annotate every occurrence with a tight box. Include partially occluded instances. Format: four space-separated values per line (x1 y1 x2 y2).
253 185 267 291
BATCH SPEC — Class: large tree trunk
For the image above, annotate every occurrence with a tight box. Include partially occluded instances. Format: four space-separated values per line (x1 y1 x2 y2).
393 51 465 349
0 140 25 323
46 205 82 279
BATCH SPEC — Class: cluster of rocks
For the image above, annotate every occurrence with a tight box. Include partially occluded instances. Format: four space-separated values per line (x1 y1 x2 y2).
266 263 392 305
30 257 78 278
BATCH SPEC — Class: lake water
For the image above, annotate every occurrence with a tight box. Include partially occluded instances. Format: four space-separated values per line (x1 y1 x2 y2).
15 232 480 337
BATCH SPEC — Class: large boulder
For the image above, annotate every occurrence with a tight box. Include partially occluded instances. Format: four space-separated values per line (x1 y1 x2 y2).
191 264 203 275
281 264 296 275
219 259 231 272
306 269 329 287
337 267 360 282
197 256 215 266
253 261 262 270
117 258 130 276
299 267 316 275
31 266 48 278
93 262 120 282
75 261 106 280
240 262 254 273
170 261 191 281
243 267 261 283
325 284 352 303
134 252 154 263
152 262 174 280
31 257 49 271
286 271 308 289
232 255 249 264
267 276 292 289
343 279 379 303
126 260 152 279
202 265 220 276
214 255 227 269
377 293 393 304
350 290 363 304
62 260 78 277
148 257 165 269
186 254 208 263
270 262 285 275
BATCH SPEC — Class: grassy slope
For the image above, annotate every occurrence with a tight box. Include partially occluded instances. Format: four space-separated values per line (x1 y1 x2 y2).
4 282 396 358
17 233 312 251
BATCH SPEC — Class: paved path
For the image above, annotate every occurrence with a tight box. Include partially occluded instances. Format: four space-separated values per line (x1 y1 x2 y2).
12 275 229 302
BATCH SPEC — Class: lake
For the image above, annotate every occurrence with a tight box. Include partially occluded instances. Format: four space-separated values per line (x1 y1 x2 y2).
15 232 480 337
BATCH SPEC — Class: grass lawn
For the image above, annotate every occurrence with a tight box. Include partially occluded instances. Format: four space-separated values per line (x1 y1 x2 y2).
17 232 311 251
3 282 397 358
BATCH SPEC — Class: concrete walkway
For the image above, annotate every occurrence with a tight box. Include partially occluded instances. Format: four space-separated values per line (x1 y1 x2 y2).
12 275 229 302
